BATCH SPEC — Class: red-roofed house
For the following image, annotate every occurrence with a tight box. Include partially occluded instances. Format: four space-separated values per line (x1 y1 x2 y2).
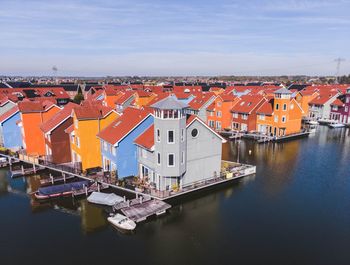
40 102 78 164
308 91 340 121
329 88 350 124
231 95 266 132
188 93 216 122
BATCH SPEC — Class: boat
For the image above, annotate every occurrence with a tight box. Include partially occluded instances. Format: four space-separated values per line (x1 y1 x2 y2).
87 192 124 206
0 157 8 168
34 180 90 200
328 123 345 128
308 120 319 125
107 213 136 231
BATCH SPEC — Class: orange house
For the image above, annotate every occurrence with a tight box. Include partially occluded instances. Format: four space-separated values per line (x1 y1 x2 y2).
207 94 240 131
18 99 61 156
294 90 319 117
134 91 156 108
256 88 303 137
67 101 118 171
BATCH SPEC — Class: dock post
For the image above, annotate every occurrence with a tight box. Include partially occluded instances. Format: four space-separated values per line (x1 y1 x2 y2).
21 165 24 175
123 196 126 202
84 185 88 196
33 163 36 173
50 173 53 184
97 183 100 192
63 173 66 183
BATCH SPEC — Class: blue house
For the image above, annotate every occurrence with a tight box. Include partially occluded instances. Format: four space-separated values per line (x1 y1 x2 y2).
0 106 23 150
97 107 153 178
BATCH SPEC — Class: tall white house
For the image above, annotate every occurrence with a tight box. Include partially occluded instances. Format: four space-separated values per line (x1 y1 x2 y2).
134 95 226 193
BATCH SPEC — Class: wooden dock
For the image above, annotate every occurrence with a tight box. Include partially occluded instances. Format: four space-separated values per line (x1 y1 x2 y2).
11 165 45 178
120 199 171 223
40 174 76 186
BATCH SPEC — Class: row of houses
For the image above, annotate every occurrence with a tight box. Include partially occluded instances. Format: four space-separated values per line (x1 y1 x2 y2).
0 83 348 193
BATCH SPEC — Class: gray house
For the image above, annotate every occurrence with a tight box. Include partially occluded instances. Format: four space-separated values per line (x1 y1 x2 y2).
134 96 226 193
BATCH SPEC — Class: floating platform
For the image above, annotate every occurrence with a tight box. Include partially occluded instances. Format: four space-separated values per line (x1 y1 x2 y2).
11 166 45 178
120 199 171 223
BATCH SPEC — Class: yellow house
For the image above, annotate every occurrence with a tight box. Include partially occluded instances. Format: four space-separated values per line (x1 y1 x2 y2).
67 101 118 171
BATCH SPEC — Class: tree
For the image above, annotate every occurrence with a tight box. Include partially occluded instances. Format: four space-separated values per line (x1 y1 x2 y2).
73 93 84 104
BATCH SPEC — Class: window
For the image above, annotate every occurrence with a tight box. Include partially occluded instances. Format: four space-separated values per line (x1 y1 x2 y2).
76 136 80 148
216 121 221 130
156 129 160 142
217 101 222 107
157 152 161 165
191 128 198 137
216 111 222 117
168 130 174 143
181 128 185 142
233 113 238 118
274 115 278 123
168 154 175 167
209 120 215 128
282 116 286 123
103 141 107 151
181 151 185 164
259 114 265 120
283 104 287 111
346 97 349 104
241 114 248 120
276 103 279 110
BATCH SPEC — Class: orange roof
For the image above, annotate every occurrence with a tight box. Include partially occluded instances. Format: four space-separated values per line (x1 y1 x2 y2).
40 102 78 133
309 91 338 105
219 94 236 102
231 95 265 114
136 90 152 97
18 98 57 113
207 102 215 111
330 98 344 107
188 93 215 110
256 99 274 115
0 106 19 124
114 91 136 105
134 125 154 151
74 101 114 120
97 107 151 145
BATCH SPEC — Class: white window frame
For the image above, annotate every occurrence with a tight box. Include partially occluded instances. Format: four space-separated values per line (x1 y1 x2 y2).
167 130 175 144
156 128 161 142
181 128 185 142
157 152 161 165
168 153 175 167
274 115 278 123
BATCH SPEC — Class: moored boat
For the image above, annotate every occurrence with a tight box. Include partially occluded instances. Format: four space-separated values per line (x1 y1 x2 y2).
328 123 345 128
87 192 124 206
107 213 136 231
34 180 90 200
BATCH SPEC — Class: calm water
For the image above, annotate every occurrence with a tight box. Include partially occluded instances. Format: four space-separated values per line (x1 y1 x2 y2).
1 126 350 265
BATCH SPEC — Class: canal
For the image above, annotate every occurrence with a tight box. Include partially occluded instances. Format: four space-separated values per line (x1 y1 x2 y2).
0 126 349 265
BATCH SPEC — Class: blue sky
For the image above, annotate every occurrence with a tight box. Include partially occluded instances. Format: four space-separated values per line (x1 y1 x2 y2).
1 0 350 76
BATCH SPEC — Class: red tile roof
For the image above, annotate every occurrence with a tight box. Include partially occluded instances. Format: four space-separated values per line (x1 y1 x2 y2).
74 101 114 120
188 93 215 110
206 102 215 111
0 106 19 124
219 94 236 102
134 125 154 151
231 95 265 114
18 98 57 113
40 102 78 133
256 99 274 115
97 107 151 145
309 91 339 105
114 91 136 105
330 98 344 107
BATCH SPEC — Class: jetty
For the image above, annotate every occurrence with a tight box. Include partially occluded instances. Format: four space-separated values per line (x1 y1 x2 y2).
11 164 45 178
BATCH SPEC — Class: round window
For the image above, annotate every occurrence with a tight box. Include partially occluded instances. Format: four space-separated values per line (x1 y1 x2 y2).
191 128 198 138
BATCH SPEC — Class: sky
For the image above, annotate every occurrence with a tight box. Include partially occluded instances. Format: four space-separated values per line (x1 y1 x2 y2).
0 0 350 76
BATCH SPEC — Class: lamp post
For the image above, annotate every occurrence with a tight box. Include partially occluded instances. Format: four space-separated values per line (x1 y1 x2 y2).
237 139 240 164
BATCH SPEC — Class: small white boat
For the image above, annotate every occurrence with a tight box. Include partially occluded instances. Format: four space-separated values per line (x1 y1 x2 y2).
107 213 136 231
328 123 345 128
308 120 319 125
87 192 124 206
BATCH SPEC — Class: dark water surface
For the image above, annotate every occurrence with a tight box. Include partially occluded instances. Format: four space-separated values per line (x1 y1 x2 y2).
1 126 350 265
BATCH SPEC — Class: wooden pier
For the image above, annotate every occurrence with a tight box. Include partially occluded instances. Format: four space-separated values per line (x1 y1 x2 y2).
40 173 76 186
11 165 45 178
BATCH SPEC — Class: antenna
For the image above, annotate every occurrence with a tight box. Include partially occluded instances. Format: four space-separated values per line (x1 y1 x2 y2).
52 65 58 84
334 58 345 84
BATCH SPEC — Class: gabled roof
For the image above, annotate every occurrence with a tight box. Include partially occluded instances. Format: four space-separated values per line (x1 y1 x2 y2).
18 98 58 113
151 95 188 110
256 99 274 115
0 106 19 125
309 91 339 106
74 101 114 120
330 98 345 107
188 93 215 110
97 107 152 146
114 91 136 105
231 95 265 114
274 87 292 94
40 102 78 134
134 125 155 151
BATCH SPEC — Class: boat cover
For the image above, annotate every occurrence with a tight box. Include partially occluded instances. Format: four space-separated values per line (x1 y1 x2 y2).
38 180 90 195
87 192 124 206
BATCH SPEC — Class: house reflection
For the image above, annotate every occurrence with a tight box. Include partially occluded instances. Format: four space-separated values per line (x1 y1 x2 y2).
80 200 108 234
